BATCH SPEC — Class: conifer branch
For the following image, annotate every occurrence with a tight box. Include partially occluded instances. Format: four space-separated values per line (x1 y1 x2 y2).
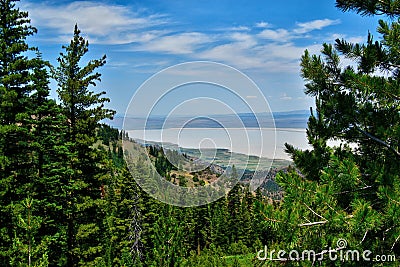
303 203 327 221
352 124 400 158
298 220 328 227
262 215 282 223
298 215 354 227
334 185 373 195
385 193 400 205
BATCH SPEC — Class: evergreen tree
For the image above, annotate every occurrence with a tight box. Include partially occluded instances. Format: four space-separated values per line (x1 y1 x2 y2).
102 165 142 266
227 166 242 244
209 197 230 248
149 205 185 267
28 54 70 266
10 197 49 267
237 186 254 247
91 123 143 266
264 0 400 265
0 1 52 264
53 24 115 266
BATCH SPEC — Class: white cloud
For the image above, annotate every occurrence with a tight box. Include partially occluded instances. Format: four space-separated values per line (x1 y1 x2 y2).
257 19 341 43
329 33 364 44
24 1 168 44
229 32 257 47
125 16 342 74
25 1 345 76
198 41 313 73
255 21 270 28
294 19 340 34
258 28 290 42
260 43 321 61
229 26 251 31
135 32 212 54
347 36 364 43
199 43 265 69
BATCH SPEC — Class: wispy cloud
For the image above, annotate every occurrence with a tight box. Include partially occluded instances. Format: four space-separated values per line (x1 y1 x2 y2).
24 1 168 44
197 32 322 72
328 33 364 43
257 19 341 43
24 1 347 75
134 32 212 54
199 44 265 70
228 26 251 31
257 28 291 42
294 19 340 34
229 32 257 47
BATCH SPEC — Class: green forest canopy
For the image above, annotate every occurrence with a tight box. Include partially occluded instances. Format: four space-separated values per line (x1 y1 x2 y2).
0 0 399 266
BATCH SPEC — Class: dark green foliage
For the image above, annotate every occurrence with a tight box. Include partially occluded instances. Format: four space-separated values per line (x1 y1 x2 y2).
336 0 400 16
181 249 230 267
150 146 176 177
178 175 187 187
0 0 37 263
136 186 266 266
226 183 257 247
97 124 119 145
102 166 141 266
27 54 69 266
132 148 270 265
52 25 115 266
262 1 400 265
0 1 65 265
10 198 49 267
0 2 291 266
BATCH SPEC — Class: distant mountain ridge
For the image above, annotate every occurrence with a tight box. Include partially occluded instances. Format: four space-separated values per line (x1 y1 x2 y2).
105 110 310 129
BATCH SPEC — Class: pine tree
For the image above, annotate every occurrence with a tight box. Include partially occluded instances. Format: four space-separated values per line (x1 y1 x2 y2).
27 53 73 265
264 0 400 265
209 197 229 248
0 1 46 264
237 186 254 247
149 205 185 267
102 156 143 266
227 166 242 244
53 24 115 266
10 197 49 267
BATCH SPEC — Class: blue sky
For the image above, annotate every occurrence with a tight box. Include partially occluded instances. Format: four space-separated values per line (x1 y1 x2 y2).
20 0 379 115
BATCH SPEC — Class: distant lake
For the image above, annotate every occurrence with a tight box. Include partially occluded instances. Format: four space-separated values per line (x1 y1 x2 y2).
127 128 311 160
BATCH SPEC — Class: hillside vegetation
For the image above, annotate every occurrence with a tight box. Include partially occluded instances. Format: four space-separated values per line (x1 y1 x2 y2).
0 0 399 266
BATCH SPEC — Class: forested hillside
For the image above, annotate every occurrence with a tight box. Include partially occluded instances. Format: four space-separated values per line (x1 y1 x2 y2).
1 0 399 266
0 1 272 265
